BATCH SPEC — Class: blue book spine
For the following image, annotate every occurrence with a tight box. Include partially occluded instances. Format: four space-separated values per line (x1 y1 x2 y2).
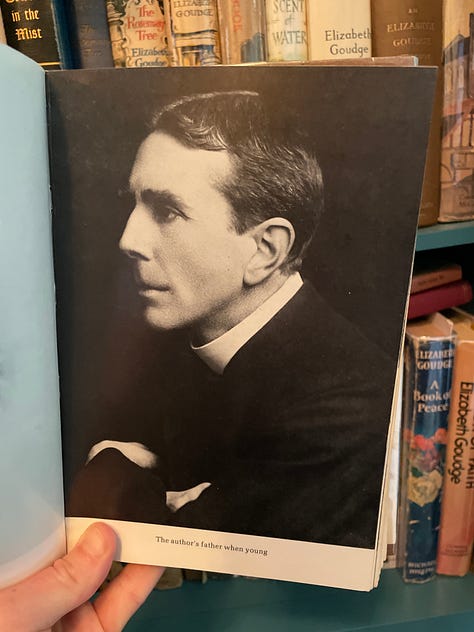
66 0 113 69
399 324 456 582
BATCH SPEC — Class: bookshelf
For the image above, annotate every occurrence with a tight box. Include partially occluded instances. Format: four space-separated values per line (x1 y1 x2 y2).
125 570 474 631
2 38 473 629
416 221 474 285
123 222 474 631
416 220 474 252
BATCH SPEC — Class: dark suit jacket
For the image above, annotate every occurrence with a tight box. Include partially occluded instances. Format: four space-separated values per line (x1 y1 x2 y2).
69 282 395 548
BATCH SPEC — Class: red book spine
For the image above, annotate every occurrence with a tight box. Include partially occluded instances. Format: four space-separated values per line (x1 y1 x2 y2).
408 280 473 320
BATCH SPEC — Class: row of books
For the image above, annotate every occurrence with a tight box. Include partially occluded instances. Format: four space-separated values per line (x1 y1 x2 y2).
371 2 474 229
2 1 474 231
391 261 474 583
0 0 372 69
0 0 442 71
1 0 455 72
408 260 473 320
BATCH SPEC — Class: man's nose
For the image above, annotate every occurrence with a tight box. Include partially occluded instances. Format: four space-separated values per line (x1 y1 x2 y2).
119 206 150 261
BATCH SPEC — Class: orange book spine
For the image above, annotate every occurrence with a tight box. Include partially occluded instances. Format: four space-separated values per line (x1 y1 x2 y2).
437 330 474 575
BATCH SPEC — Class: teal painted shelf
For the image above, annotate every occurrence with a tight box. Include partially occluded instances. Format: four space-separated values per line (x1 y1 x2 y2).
125 570 474 632
416 220 474 251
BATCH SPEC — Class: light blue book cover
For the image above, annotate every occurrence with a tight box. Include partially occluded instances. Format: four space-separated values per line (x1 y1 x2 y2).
0 44 65 588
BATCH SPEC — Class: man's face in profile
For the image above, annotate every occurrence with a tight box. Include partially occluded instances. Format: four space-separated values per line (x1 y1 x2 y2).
120 132 255 344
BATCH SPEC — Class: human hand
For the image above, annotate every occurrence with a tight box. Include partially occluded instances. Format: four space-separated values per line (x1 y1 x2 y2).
166 481 211 512
0 523 164 632
87 443 211 513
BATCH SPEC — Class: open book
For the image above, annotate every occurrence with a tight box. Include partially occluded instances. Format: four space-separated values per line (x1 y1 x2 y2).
0 45 436 591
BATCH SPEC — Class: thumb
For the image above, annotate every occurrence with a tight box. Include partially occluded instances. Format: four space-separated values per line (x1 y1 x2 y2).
0 523 116 631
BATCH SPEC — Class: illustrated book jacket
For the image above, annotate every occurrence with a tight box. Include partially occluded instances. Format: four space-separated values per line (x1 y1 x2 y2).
0 45 436 591
440 1 474 222
398 313 456 583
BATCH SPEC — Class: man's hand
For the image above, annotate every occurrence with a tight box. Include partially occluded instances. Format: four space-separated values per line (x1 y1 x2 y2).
166 482 211 512
72 445 211 520
0 523 163 632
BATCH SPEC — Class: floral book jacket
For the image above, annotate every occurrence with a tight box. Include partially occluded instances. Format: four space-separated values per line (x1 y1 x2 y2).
398 320 456 583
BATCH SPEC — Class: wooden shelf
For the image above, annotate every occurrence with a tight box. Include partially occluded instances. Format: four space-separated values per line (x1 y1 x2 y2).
125 570 474 631
416 220 474 251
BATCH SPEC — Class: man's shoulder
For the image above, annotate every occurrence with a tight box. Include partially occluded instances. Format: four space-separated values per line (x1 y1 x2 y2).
232 281 377 363
226 279 395 396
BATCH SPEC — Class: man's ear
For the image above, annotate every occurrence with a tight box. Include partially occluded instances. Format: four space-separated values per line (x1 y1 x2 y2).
243 218 295 286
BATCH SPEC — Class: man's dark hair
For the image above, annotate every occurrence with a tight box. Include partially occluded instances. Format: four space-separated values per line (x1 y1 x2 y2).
150 91 324 272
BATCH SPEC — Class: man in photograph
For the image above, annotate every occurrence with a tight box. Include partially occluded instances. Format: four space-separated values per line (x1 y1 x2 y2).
69 91 394 548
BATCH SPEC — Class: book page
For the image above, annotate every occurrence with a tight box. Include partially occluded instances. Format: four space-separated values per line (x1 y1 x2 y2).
0 45 65 588
47 64 436 589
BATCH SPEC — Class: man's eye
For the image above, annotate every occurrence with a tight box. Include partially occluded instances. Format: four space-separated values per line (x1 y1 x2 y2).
153 206 181 223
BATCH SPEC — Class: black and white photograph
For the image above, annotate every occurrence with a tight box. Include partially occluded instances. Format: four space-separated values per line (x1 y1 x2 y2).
48 65 435 586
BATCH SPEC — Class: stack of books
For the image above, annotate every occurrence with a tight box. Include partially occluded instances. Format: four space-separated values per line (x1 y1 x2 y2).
394 259 474 583
408 260 473 320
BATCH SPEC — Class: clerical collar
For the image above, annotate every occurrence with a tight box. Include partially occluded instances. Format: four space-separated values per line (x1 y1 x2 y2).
191 273 303 374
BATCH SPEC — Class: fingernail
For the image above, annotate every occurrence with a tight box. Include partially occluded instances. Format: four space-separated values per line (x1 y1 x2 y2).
79 524 107 557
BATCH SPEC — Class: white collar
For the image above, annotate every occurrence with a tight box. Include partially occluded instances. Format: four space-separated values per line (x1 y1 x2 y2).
191 273 303 374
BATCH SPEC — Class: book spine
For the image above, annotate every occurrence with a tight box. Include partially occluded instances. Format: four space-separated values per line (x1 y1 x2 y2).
0 0 70 69
163 0 221 66
371 0 442 63
371 0 443 228
398 331 456 582
410 264 463 294
265 0 307 62
437 348 474 576
307 0 371 61
439 0 474 222
217 0 266 64
407 280 474 320
0 6 6 43
105 0 169 68
67 0 113 69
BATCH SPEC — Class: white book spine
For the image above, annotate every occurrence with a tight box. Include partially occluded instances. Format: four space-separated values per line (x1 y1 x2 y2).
265 0 308 61
307 0 372 61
